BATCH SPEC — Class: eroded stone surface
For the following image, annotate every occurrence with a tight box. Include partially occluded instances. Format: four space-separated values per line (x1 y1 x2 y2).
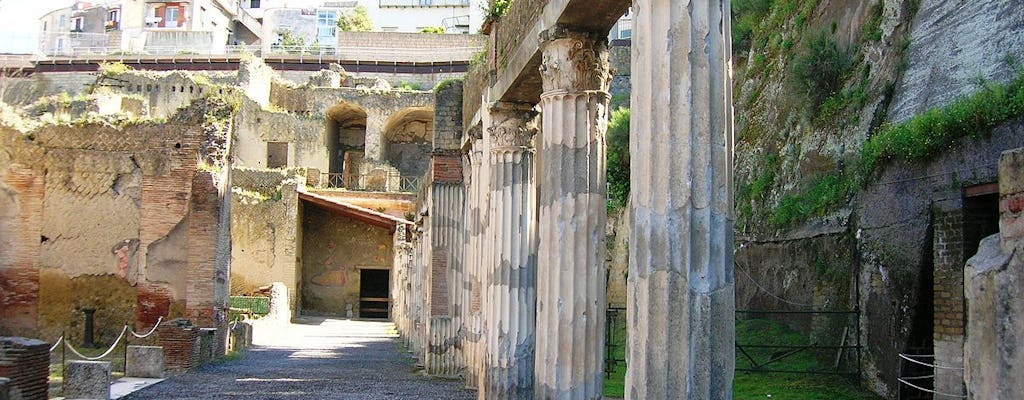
64 361 112 400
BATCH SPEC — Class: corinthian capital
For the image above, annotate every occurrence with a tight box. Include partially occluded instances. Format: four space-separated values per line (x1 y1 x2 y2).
487 101 538 150
539 25 612 94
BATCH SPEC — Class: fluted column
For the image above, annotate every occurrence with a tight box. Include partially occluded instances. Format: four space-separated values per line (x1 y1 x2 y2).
626 1 736 399
481 102 539 400
535 26 611 400
462 129 485 390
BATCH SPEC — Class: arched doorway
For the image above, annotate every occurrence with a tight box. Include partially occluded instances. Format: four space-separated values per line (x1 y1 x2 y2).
325 102 367 188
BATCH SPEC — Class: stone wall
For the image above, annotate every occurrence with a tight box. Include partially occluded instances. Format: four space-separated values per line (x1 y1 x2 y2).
228 168 301 315
300 203 394 317
0 100 231 343
854 117 1024 397
432 80 463 152
964 147 1024 400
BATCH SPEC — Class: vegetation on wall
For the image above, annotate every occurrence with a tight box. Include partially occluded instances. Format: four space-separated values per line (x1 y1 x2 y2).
790 29 853 111
483 0 514 23
337 5 374 32
606 107 630 212
859 68 1024 178
420 26 446 34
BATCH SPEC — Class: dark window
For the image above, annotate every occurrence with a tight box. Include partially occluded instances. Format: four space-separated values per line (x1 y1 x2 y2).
267 142 288 168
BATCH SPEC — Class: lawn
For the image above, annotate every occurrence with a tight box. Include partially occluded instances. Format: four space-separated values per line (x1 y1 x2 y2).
604 318 882 400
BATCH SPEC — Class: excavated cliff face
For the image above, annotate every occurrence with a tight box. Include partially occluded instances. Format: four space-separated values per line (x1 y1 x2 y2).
733 0 1024 397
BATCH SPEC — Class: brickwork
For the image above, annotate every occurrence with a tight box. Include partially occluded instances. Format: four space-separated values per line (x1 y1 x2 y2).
157 319 200 372
430 249 450 316
933 210 966 339
0 159 45 337
187 173 220 327
431 155 463 184
0 337 49 400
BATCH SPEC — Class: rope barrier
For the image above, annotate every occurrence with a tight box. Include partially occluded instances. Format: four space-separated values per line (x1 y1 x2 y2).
897 378 968 398
48 336 63 353
64 325 128 361
899 353 964 370
130 316 163 338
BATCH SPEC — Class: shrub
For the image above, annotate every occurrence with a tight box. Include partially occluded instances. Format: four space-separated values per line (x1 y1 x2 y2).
337 6 373 32
606 108 631 211
420 26 445 34
790 30 852 108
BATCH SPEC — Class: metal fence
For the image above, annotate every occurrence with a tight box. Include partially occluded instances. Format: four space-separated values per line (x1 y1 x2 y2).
379 0 470 6
37 43 481 63
321 172 422 193
605 307 627 378
735 309 861 377
230 296 271 316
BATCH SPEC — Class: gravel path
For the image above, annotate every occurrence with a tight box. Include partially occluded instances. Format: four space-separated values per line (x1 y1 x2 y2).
122 318 474 400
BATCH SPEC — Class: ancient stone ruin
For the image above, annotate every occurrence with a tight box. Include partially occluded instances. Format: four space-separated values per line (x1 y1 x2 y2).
1 0 1023 400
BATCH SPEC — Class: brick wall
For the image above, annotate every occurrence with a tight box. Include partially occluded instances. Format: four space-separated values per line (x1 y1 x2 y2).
933 210 966 339
186 173 220 327
431 155 463 184
157 319 200 372
932 208 966 396
0 163 44 337
0 337 49 400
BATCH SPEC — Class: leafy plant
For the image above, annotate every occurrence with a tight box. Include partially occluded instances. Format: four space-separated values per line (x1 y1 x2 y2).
606 108 631 212
731 0 773 53
420 26 445 34
482 0 514 23
790 30 852 109
98 61 132 76
337 5 373 32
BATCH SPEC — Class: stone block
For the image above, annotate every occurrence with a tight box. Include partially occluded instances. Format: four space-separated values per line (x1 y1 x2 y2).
999 148 1024 195
125 346 164 378
64 361 111 400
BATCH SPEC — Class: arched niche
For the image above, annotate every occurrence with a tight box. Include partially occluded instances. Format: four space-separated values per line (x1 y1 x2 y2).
382 107 434 180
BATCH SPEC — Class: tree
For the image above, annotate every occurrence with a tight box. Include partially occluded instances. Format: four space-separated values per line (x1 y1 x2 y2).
337 6 373 32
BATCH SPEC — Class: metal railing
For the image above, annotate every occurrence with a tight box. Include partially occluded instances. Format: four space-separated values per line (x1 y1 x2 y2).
321 172 423 193
37 44 482 63
379 0 470 6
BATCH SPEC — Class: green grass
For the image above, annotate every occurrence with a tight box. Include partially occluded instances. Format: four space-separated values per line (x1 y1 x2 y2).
603 319 880 399
859 70 1024 179
769 172 854 227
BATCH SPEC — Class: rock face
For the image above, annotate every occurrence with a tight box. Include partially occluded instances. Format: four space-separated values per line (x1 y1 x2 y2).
964 148 1024 400
889 0 1024 123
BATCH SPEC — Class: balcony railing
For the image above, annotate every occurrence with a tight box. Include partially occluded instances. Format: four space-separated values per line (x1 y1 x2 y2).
379 0 469 7
320 172 423 193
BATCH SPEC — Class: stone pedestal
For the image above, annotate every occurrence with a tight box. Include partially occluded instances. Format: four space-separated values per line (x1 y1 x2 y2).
481 102 539 399
626 1 736 399
125 345 165 378
64 361 111 400
534 26 611 400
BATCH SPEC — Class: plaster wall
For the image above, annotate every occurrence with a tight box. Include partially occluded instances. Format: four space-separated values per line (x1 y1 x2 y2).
300 204 393 317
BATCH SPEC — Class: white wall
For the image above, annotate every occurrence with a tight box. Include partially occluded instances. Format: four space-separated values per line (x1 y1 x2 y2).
248 0 479 34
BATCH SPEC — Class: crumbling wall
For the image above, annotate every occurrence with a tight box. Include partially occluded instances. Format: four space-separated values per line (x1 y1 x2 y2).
0 99 232 342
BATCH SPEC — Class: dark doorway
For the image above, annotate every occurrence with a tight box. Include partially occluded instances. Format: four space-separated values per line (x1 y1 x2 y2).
359 269 390 319
963 191 1000 258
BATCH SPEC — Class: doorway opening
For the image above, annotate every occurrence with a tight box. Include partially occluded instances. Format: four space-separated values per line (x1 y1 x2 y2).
359 269 390 319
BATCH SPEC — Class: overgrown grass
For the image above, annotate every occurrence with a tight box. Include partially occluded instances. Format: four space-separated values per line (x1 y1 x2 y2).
858 70 1024 179
769 172 855 227
790 29 853 110
606 108 630 212
602 319 880 399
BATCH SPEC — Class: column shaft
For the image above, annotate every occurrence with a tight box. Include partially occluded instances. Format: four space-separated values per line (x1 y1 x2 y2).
626 1 736 399
482 104 538 399
462 136 485 389
535 27 611 400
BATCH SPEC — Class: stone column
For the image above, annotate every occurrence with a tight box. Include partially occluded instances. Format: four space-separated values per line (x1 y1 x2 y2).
481 102 539 399
626 1 736 399
534 26 611 400
461 128 486 390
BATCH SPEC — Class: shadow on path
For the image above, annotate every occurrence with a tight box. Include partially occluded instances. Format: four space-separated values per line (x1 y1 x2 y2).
122 318 473 400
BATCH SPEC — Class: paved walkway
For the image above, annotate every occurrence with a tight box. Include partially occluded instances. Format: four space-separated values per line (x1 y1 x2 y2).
122 318 474 400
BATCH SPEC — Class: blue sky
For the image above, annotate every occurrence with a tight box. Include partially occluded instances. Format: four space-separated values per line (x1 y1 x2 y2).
0 1 74 54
